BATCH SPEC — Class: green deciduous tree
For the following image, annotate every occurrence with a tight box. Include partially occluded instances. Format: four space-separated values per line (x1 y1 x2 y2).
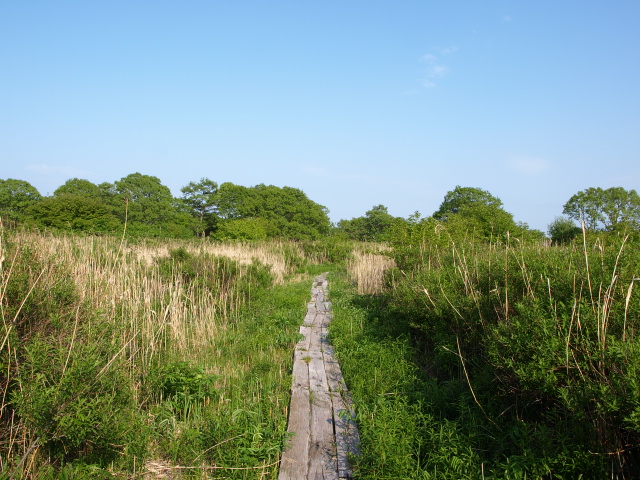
362 205 396 241
548 216 581 245
54 178 102 199
216 182 251 220
180 178 219 235
337 216 367 240
114 173 175 226
214 218 268 240
433 186 522 241
563 187 640 231
446 202 518 240
0 179 42 224
27 195 121 234
215 183 330 240
337 205 398 241
433 185 503 221
257 185 331 239
113 173 192 238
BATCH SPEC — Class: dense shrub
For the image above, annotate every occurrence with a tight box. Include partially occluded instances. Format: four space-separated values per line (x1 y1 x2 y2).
157 247 274 301
13 332 147 464
381 230 640 477
0 237 146 472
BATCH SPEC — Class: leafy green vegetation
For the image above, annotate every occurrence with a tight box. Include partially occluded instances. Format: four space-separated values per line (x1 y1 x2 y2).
2 179 640 478
563 186 640 232
1 174 332 241
0 179 42 225
0 230 338 478
330 224 640 478
337 205 402 242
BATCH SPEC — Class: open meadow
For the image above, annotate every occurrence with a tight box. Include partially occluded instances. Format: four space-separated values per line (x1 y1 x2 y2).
334 224 640 479
2 224 640 479
0 230 346 479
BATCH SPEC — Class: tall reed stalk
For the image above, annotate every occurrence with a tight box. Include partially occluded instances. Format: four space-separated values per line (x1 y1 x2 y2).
1 229 312 478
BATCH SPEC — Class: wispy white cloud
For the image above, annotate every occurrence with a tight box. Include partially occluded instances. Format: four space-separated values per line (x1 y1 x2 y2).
431 65 449 77
434 46 459 55
419 46 457 88
502 14 513 22
507 157 550 175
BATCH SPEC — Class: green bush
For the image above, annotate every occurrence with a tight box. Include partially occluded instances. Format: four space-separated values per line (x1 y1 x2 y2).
382 232 640 477
1 243 79 339
12 332 147 465
300 238 353 265
156 250 274 306
150 360 218 408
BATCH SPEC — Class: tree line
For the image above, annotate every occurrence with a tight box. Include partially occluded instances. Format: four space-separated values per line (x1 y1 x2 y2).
1 175 638 241
341 185 640 243
0 174 331 240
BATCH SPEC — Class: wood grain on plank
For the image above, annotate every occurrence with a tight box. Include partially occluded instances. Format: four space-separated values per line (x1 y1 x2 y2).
309 355 337 479
279 274 360 480
279 387 310 479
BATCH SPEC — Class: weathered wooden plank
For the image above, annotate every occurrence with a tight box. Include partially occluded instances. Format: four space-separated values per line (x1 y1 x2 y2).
298 326 312 351
308 326 323 352
330 392 353 479
292 354 310 390
319 312 331 329
280 273 360 480
322 345 345 393
279 387 311 480
309 355 337 480
304 309 317 326
309 401 337 479
323 341 361 479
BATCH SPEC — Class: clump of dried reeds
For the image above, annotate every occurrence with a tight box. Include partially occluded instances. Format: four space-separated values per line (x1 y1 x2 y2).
8 232 298 362
347 247 396 295
1 229 314 477
126 239 296 284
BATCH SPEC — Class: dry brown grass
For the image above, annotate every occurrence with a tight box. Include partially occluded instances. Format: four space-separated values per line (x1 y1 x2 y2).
5 231 298 364
126 239 297 284
1 229 317 477
348 246 396 295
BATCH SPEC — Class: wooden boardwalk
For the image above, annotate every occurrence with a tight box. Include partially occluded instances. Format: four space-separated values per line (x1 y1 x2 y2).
279 275 361 480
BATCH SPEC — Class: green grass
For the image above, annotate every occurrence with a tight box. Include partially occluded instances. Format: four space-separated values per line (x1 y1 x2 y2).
6 227 639 479
0 230 335 479
330 230 640 478
329 276 481 479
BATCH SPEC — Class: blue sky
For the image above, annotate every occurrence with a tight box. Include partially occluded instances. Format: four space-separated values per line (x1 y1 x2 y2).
2 1 639 232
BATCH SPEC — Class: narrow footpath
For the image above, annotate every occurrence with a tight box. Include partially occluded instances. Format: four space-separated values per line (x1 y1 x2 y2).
279 274 361 480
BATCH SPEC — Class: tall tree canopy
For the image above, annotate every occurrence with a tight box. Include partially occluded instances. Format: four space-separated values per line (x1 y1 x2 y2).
180 177 219 235
0 179 42 223
54 178 102 199
563 187 640 231
27 195 121 234
547 216 581 244
2 173 330 240
113 173 175 226
215 183 330 240
338 205 397 241
433 186 503 221
112 173 193 237
433 186 524 240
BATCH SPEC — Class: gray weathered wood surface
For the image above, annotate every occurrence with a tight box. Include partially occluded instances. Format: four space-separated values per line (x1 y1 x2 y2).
279 275 361 480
